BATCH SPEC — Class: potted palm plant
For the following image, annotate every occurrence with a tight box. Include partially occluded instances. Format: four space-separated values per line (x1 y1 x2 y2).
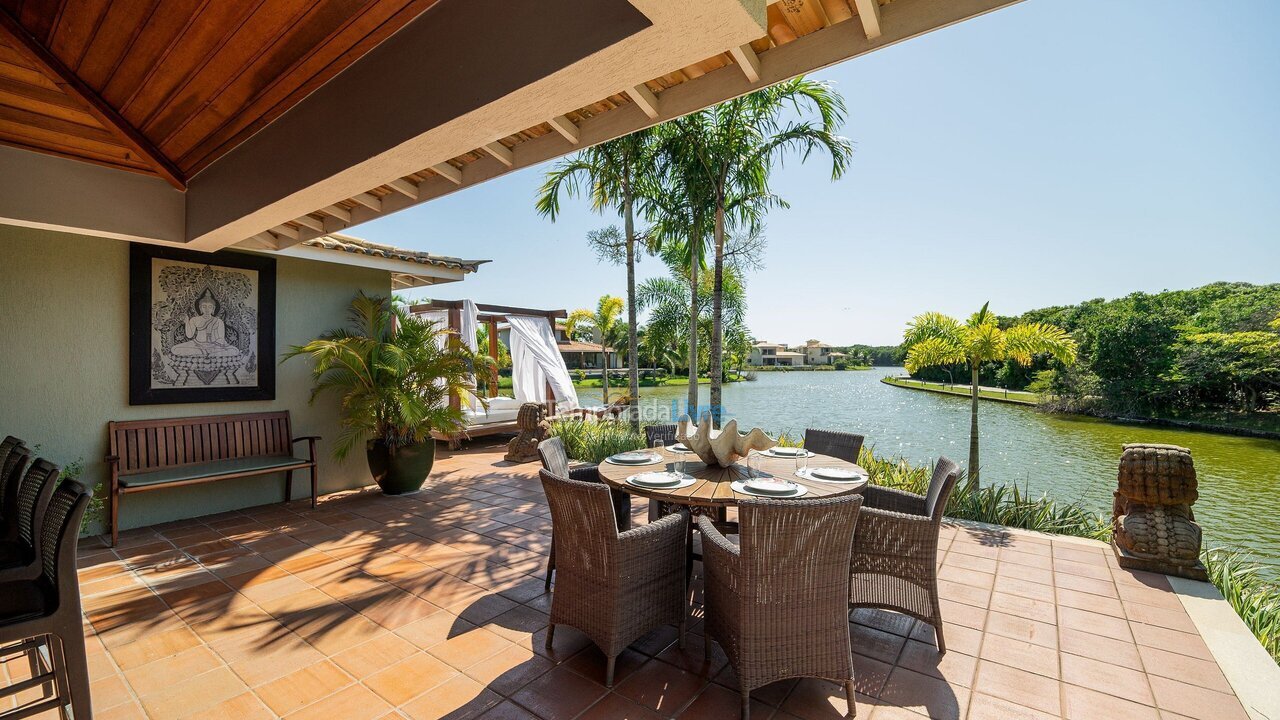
285 292 476 495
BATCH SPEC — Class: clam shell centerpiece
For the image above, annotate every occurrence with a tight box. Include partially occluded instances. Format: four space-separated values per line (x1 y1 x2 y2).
676 415 777 467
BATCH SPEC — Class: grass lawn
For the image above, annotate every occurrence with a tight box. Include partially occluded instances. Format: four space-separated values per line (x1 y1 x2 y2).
882 376 1040 405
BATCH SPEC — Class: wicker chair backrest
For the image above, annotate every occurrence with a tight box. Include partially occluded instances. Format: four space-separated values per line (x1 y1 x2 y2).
924 457 960 520
1 440 29 512
538 469 618 574
644 424 678 448
17 459 59 547
803 429 865 464
738 495 863 601
537 437 571 478
41 480 90 589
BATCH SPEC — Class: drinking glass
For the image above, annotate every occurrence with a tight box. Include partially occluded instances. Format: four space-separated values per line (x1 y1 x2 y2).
674 448 687 475
795 447 808 476
746 450 759 479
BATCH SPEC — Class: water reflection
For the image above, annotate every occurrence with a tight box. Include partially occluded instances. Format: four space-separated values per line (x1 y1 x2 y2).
577 369 1280 570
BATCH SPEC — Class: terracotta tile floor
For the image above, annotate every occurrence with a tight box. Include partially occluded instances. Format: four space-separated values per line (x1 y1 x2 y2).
0 441 1251 719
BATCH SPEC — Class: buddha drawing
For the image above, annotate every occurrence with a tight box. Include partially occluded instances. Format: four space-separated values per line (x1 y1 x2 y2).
171 289 241 359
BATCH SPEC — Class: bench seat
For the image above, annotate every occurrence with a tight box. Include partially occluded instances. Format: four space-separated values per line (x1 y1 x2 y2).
118 455 313 490
107 411 319 546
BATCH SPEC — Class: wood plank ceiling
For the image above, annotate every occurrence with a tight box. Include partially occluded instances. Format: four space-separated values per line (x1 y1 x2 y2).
0 0 876 218
0 0 441 188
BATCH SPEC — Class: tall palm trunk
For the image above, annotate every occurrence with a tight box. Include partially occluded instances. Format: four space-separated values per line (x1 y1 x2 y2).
624 195 640 429
687 254 700 420
969 362 980 487
709 203 725 427
602 348 610 405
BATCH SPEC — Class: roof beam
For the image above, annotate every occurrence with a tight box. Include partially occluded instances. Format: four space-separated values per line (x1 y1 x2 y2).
626 84 660 119
852 0 882 39
271 224 299 240
0 9 186 190
431 162 463 185
548 115 580 144
387 178 419 199
729 44 761 83
482 142 514 167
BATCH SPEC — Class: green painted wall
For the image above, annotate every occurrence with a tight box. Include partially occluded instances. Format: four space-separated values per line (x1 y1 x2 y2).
0 226 390 534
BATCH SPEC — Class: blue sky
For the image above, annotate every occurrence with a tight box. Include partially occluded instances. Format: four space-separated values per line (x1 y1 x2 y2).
356 0 1280 346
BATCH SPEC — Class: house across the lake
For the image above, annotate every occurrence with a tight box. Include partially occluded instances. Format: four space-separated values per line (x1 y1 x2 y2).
799 340 849 365
749 341 805 366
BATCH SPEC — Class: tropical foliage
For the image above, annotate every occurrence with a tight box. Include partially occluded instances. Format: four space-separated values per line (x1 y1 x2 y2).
537 129 661 426
658 77 853 423
284 292 475 459
546 417 645 464
943 283 1280 426
567 295 627 404
903 303 1078 485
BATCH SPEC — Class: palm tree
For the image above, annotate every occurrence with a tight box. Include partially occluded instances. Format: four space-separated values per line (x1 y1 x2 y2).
283 292 475 459
665 77 853 425
903 303 1078 486
567 295 627 405
536 130 660 427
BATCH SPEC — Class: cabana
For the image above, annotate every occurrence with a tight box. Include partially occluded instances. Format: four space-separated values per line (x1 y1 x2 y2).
410 300 577 447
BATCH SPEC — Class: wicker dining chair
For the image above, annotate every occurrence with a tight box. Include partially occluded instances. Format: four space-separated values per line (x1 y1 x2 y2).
0 459 61 580
803 429 865 464
537 437 632 590
0 440 31 531
0 480 93 720
849 456 960 653
539 469 688 687
700 495 864 719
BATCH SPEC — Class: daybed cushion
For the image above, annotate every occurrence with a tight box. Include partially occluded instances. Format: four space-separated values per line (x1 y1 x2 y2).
119 455 311 489
464 396 524 426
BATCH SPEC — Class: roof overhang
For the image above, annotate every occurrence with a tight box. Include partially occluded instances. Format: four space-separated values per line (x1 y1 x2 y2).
0 0 1024 253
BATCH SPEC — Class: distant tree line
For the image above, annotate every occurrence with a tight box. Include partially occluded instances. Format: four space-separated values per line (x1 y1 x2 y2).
908 282 1280 419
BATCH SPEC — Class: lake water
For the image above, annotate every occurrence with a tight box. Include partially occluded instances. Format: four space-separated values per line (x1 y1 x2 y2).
575 369 1280 570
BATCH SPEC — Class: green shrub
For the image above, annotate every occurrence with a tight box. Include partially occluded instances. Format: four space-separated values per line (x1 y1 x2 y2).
547 418 645 463
1204 549 1280 661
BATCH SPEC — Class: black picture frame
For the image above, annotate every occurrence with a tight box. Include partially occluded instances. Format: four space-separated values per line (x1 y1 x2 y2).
129 244 276 405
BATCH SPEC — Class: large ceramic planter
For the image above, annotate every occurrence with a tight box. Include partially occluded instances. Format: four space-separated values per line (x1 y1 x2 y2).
367 438 435 495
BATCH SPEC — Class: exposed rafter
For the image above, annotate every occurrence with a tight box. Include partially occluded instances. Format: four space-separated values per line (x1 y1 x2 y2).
548 115 580 144
350 192 382 211
319 205 351 223
626 84 660 119
432 162 462 185
482 142 514 167
294 214 325 232
271 224 299 240
0 8 186 190
387 178 419 199
852 0 882 39
729 44 761 83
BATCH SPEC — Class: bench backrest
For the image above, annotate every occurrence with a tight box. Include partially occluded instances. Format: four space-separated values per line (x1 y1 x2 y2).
109 411 294 476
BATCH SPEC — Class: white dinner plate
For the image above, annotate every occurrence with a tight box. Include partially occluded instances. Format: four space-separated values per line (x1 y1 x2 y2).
796 467 868 486
730 480 808 498
606 452 662 466
763 447 813 458
627 472 696 490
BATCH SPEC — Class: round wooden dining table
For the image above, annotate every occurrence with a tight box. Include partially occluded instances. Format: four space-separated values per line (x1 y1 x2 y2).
597 445 868 512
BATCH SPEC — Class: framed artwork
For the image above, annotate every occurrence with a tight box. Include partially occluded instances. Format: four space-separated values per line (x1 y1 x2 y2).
129 244 276 405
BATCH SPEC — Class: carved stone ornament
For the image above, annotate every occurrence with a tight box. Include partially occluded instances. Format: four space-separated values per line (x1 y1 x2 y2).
676 414 777 467
1111 443 1207 581
504 403 549 463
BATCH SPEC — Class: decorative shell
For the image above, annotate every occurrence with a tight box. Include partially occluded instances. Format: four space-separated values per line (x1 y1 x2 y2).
677 415 777 467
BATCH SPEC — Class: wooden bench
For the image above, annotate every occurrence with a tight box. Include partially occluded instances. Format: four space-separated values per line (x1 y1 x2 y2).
105 411 318 546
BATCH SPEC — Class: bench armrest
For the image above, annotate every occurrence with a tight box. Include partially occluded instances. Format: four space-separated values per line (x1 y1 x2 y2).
291 436 322 442
104 455 120 464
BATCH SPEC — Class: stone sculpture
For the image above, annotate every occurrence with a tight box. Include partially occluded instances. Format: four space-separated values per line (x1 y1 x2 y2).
677 414 777 467
504 402 549 463
1111 443 1207 581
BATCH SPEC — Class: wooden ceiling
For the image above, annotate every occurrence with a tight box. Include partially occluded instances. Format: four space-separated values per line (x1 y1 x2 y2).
0 0 441 188
271 0 880 241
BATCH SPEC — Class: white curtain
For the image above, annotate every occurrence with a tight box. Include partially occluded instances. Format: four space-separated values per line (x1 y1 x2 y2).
507 315 577 410
416 309 449 350
460 300 479 409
